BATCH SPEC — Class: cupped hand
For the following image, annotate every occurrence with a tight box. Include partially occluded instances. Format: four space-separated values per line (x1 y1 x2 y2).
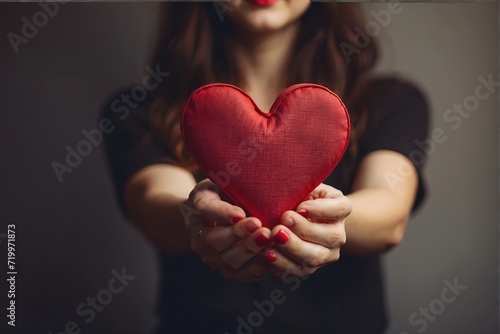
264 183 352 277
183 179 272 282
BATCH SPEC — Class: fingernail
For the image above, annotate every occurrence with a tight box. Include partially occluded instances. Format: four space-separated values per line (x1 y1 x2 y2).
274 230 289 245
255 234 270 247
298 209 309 218
283 217 295 228
232 216 244 223
245 221 258 233
265 252 277 262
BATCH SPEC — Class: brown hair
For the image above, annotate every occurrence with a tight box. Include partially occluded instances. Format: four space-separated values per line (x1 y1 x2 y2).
148 2 378 172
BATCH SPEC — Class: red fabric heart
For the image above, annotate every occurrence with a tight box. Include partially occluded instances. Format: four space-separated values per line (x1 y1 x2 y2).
181 83 350 228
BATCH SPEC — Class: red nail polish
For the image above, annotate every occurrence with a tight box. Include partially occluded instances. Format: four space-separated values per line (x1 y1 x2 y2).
232 216 244 223
265 252 277 262
245 221 258 233
274 230 289 245
298 209 309 218
255 234 270 247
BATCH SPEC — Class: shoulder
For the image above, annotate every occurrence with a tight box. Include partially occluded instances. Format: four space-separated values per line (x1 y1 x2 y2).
355 76 431 162
364 76 426 98
99 85 170 164
356 77 431 210
353 76 430 147
361 76 429 122
100 87 172 204
100 86 153 124
100 86 155 143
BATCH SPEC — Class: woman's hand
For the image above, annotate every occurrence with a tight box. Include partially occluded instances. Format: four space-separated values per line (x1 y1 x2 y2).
265 183 351 277
183 179 272 283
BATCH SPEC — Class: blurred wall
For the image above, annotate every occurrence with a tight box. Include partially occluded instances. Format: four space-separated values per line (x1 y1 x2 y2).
0 4 161 334
371 4 499 334
0 3 497 334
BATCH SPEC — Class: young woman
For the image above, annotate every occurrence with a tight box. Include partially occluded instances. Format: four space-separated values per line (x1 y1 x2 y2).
104 1 429 333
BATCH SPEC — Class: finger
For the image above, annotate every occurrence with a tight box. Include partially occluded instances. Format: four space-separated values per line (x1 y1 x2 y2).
270 225 340 268
239 257 269 281
307 183 344 199
280 211 346 248
296 196 352 223
205 218 269 253
205 254 269 283
193 195 246 226
185 214 216 240
262 248 315 278
266 253 303 277
220 228 272 269
189 179 246 225
230 261 268 283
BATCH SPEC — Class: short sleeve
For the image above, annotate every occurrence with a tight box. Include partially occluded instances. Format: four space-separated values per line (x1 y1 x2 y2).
358 78 430 210
101 88 168 208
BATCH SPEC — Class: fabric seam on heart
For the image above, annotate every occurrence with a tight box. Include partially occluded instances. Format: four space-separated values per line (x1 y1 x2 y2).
180 83 351 225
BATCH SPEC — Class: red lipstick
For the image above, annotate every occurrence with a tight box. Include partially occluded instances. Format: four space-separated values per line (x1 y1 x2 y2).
248 0 277 6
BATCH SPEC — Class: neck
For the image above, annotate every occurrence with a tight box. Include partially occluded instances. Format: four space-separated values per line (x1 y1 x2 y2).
233 23 300 111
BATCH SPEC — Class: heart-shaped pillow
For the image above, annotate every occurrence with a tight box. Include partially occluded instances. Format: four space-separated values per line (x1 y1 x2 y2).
181 83 350 228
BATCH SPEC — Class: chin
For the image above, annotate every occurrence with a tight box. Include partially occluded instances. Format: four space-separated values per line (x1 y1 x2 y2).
226 0 310 33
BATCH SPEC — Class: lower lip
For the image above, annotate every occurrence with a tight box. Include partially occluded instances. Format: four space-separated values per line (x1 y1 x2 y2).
248 0 277 6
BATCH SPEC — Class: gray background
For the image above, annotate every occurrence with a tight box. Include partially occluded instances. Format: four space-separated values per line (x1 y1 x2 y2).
0 3 497 334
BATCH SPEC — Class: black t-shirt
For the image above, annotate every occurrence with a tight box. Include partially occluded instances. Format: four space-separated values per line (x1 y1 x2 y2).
102 77 429 334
